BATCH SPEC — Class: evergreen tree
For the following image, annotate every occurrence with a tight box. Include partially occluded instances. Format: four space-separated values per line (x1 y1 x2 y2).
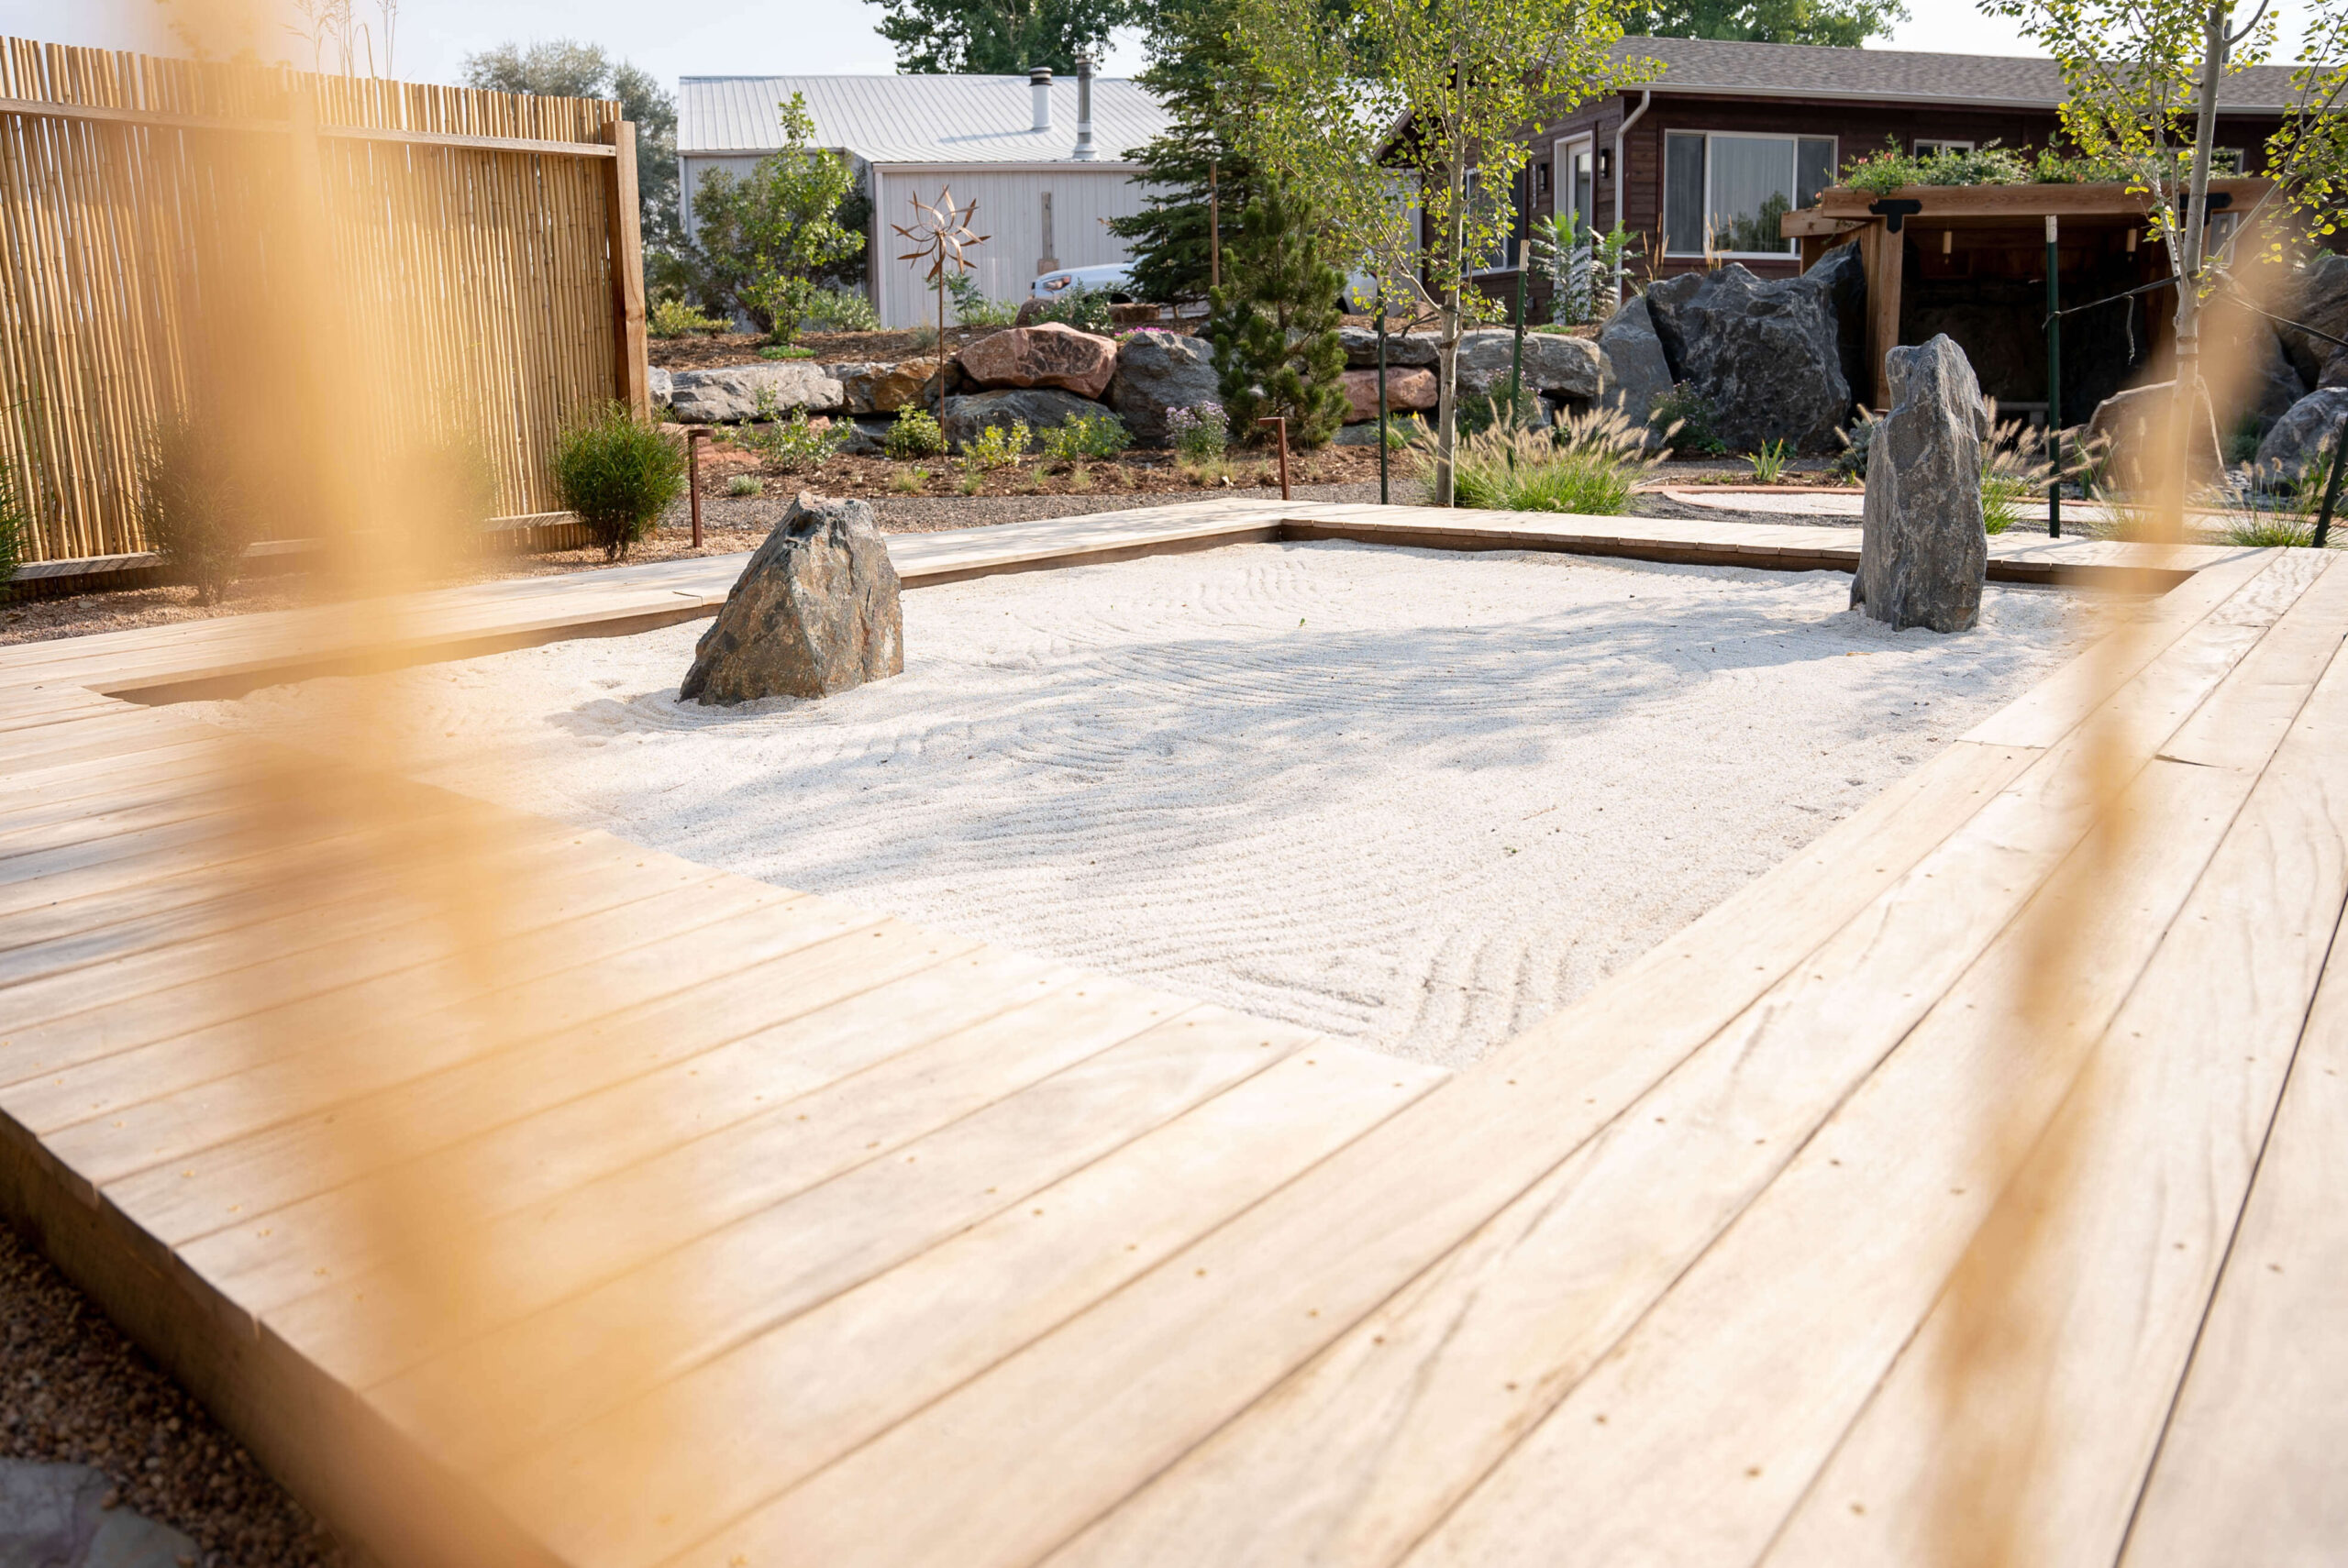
1107 0 1264 304
864 0 1133 73
1208 185 1350 449
1619 0 1907 46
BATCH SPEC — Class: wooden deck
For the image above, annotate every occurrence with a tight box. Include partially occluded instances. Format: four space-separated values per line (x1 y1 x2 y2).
0 499 2339 1568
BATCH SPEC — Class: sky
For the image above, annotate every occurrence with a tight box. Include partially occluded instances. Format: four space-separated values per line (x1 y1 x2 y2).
0 0 2310 90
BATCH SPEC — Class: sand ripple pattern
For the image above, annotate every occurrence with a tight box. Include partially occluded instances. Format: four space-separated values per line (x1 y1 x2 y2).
205 542 2093 1066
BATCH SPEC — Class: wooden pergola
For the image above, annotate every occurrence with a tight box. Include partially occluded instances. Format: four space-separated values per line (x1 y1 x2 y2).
1785 177 2274 410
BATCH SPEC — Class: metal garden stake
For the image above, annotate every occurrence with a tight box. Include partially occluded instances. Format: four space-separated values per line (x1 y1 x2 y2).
686 427 710 548
1257 415 1290 500
2046 215 2062 539
1509 239 1528 421
1377 287 1390 506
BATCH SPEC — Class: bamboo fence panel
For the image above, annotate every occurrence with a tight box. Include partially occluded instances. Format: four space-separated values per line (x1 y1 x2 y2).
0 36 636 565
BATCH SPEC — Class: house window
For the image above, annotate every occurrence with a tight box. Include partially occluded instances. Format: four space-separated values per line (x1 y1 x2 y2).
1664 132 1836 257
2210 147 2246 174
1464 166 1520 272
1914 138 1975 156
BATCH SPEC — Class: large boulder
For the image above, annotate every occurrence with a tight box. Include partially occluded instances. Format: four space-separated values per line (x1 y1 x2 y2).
957 322 1119 398
1597 295 1674 425
1106 332 1221 446
1854 335 1988 635
667 362 845 424
648 365 674 411
1337 325 1440 369
2085 381 2228 491
2275 250 2348 386
680 493 903 705
940 387 1103 449
1453 329 1602 404
1643 260 1853 451
0 1459 201 1568
1338 367 1438 423
826 359 952 414
2254 386 2348 480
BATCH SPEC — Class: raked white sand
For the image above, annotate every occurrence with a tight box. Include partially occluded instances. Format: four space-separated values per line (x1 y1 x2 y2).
199 542 2102 1067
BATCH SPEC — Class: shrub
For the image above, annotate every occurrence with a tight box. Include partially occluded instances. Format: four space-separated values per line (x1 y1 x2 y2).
759 344 815 360
803 285 880 334
1039 411 1132 464
885 405 948 459
744 405 848 472
648 297 727 338
1030 284 1117 335
1166 403 1229 463
683 93 860 335
946 272 1017 329
1650 382 1726 455
551 402 686 560
962 419 1032 471
1423 407 1663 515
726 473 762 497
1207 183 1350 448
137 414 252 603
1841 138 2033 195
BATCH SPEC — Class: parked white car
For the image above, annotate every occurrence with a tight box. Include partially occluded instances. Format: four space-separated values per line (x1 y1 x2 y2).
1030 262 1135 299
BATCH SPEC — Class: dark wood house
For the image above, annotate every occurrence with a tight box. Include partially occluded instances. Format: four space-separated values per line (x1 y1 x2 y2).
1506 37 2298 300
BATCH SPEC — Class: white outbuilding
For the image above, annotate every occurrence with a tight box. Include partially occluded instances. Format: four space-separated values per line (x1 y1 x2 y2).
676 67 1168 329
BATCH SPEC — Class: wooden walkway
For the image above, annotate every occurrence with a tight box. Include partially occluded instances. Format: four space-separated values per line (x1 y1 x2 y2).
0 499 2339 1568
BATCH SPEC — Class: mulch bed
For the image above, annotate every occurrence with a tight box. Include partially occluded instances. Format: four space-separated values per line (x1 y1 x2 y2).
0 1223 348 1568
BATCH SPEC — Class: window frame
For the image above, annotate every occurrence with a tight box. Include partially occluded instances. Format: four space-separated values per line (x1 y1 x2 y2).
1552 133 1597 235
1913 138 1976 156
1661 129 1839 259
1463 164 1524 276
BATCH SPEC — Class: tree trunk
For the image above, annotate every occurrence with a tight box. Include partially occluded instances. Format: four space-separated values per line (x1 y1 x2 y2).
2167 0 2230 535
1434 299 1461 506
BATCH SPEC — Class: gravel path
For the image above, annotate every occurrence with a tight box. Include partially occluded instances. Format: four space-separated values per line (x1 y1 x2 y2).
0 1225 346 1568
202 541 2095 1068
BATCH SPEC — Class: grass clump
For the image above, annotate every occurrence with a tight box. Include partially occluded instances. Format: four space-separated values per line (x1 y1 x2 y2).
759 344 815 360
137 413 252 603
725 473 762 497
1746 438 1792 485
890 466 927 494
885 405 948 459
1424 407 1663 515
1978 401 2054 536
552 402 686 560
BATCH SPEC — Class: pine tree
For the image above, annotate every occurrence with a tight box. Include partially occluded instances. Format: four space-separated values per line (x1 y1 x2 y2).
1107 0 1264 304
1208 186 1350 449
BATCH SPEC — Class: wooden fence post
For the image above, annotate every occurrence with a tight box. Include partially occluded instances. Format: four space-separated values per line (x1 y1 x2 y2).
604 119 650 420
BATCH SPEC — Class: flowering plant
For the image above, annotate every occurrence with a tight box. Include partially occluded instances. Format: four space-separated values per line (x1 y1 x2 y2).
1165 402 1229 463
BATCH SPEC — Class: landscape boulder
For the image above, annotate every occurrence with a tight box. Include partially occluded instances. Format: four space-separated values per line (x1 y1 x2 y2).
667 362 845 424
1339 367 1438 423
1106 332 1221 445
680 493 903 704
1643 259 1853 451
1452 329 1602 404
1337 325 1440 369
941 387 1102 449
2085 380 2228 491
648 365 673 411
957 322 1119 398
2276 249 2348 386
2254 386 2348 480
1854 335 1988 635
827 359 951 414
1596 295 1675 426
0 1459 201 1568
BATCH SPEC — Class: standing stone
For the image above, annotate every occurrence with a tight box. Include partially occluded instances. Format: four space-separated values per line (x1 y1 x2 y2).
1597 295 1674 425
1105 332 1221 446
1854 335 1988 634
681 493 903 704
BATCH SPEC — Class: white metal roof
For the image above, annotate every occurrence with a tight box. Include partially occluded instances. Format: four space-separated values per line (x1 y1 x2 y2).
678 74 1168 166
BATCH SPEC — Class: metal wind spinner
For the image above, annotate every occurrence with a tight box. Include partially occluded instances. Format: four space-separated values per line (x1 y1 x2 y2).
893 188 990 289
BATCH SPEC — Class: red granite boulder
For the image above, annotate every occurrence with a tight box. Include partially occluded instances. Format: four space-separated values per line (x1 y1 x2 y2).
957 323 1119 400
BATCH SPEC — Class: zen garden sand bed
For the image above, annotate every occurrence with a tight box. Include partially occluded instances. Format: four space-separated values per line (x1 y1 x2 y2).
197 541 2103 1067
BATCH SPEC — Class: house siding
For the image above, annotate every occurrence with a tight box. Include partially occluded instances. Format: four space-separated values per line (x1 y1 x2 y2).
869 165 1156 329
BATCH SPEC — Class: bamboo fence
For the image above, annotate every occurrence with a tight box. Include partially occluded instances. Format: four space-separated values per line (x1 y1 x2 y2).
0 36 648 566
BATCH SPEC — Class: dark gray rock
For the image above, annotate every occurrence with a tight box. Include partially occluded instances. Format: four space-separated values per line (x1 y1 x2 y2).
668 362 846 424
1809 239 1871 406
1855 335 1988 635
1643 260 1854 451
1597 296 1674 425
681 493 903 704
1453 330 1602 403
940 388 1103 450
1106 333 1220 446
836 416 896 458
2254 386 2348 480
2086 380 2227 491
0 1460 199 1568
2276 250 2348 386
1337 326 1440 369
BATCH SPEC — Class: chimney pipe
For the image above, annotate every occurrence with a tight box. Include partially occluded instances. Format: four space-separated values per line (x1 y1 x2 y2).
1072 50 1095 160
1029 66 1051 132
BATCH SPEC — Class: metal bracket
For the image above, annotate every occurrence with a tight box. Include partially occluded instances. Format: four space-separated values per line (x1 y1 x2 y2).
1868 198 1924 234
